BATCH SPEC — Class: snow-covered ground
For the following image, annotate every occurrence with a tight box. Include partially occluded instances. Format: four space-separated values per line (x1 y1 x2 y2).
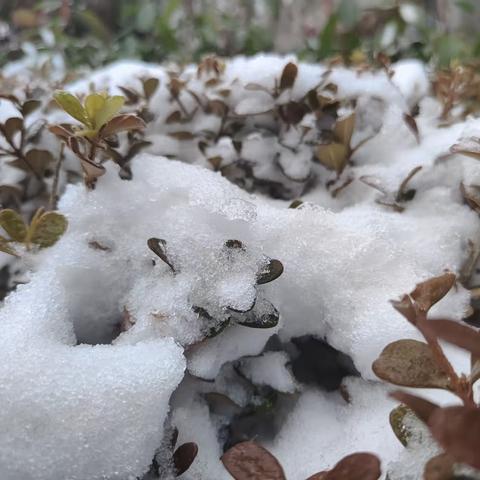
0 54 479 479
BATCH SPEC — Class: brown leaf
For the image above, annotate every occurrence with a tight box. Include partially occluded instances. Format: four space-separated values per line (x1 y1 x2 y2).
48 124 74 140
80 157 106 186
451 142 480 160
168 131 196 141
315 143 349 174
426 319 480 358
410 273 456 313
21 99 41 117
389 391 438 424
221 441 286 480
461 183 480 214
396 166 422 202
166 110 183 123
3 117 23 144
279 63 298 91
305 474 328 480
25 149 55 172
372 339 450 389
403 113 420 144
279 102 309 124
428 406 480 469
423 453 455 480
206 100 228 117
118 86 140 104
334 113 356 146
471 355 480 385
390 294 417 325
100 114 146 137
147 237 175 272
323 452 381 480
173 442 198 476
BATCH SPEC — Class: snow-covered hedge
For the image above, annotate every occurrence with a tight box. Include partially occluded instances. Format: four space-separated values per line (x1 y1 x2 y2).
1 55 480 479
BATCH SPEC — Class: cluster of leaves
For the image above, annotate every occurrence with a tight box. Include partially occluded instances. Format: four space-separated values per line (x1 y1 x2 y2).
50 90 145 187
160 58 372 199
0 207 67 256
221 441 381 480
147 237 283 338
0 90 58 209
432 63 480 122
372 273 480 477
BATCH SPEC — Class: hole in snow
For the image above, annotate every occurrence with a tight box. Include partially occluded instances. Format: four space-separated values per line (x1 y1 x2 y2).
60 266 125 345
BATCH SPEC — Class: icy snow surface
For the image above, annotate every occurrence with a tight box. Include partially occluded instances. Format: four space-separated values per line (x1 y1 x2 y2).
1 54 480 479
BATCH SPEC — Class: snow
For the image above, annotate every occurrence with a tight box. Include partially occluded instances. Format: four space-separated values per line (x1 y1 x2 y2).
0 53 479 479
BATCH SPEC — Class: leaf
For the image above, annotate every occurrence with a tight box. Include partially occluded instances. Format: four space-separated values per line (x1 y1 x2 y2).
0 239 18 257
24 149 55 172
48 124 74 140
30 211 68 248
168 131 196 140
372 339 450 389
21 99 41 117
221 441 286 480
204 392 242 417
428 406 480 469
323 452 381 480
423 453 455 480
0 209 27 242
173 442 198 476
315 143 349 174
84 93 106 126
389 391 438 424
79 157 106 186
450 141 480 160
93 95 125 130
461 183 480 214
279 62 298 91
426 319 480 358
410 273 456 312
118 86 140 104
147 237 175 272
236 298 279 329
403 114 420 144
3 117 23 144
389 405 412 447
53 91 88 125
257 258 284 285
100 114 146 137
142 77 160 100
471 355 480 385
390 294 417 325
334 113 356 146
396 166 422 202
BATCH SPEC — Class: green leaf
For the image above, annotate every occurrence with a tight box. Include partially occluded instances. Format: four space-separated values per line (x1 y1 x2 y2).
94 96 125 129
142 77 160 100
54 91 89 125
30 212 68 248
389 405 413 447
372 339 451 389
0 209 27 242
84 93 106 126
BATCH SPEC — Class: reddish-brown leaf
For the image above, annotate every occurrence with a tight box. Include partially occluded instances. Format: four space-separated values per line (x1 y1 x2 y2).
100 114 145 137
372 339 450 389
389 391 439 424
279 63 298 91
410 273 456 312
428 406 480 469
426 319 480 358
390 294 417 325
423 453 455 480
323 453 381 480
173 442 198 476
221 441 286 480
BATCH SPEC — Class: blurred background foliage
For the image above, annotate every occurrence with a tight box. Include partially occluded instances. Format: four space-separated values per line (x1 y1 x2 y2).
0 0 480 71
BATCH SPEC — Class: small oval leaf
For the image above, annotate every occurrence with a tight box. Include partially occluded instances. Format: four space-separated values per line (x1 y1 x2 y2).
147 237 175 272
30 211 68 248
0 209 27 242
257 258 284 285
173 442 198 476
221 441 286 480
372 339 450 389
410 273 456 312
324 452 381 480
